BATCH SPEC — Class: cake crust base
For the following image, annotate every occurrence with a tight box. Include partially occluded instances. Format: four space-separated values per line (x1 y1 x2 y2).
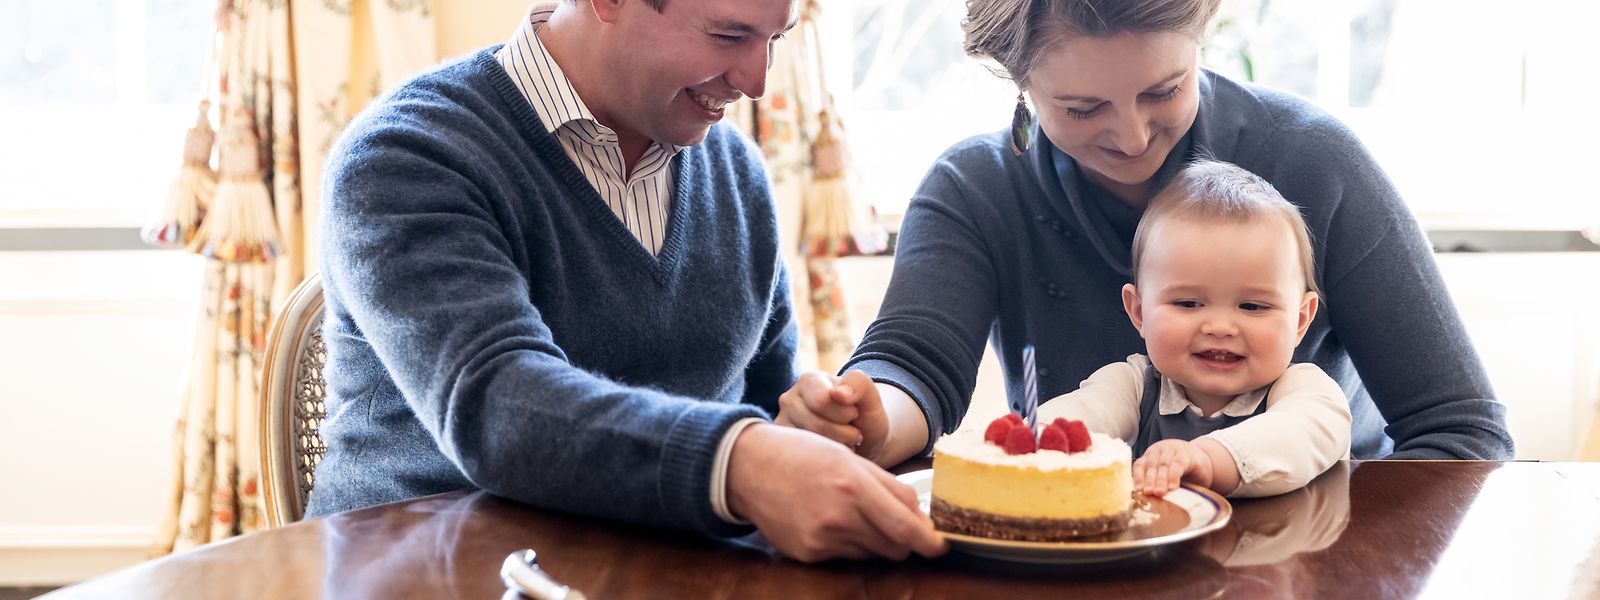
930 497 1131 542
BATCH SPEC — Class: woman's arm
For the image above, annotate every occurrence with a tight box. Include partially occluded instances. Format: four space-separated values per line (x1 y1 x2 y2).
1321 215 1513 458
843 150 1010 455
1259 102 1514 459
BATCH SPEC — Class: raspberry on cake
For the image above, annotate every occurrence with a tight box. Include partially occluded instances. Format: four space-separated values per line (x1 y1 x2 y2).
930 415 1134 541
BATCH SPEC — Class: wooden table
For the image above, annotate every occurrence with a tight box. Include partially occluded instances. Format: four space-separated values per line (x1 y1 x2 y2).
44 461 1600 599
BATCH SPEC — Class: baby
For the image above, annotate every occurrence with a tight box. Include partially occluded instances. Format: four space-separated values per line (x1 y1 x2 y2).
1038 159 1350 498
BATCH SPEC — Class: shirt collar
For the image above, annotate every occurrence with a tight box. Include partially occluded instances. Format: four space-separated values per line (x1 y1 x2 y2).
1157 373 1269 418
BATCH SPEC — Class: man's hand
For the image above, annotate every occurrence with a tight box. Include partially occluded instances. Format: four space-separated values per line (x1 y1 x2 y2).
776 370 891 460
726 423 947 563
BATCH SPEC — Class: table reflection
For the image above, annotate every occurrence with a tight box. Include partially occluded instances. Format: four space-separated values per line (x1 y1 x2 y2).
41 461 1600 599
1194 461 1352 566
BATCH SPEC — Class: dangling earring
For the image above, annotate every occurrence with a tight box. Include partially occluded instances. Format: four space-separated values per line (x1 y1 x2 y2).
1010 91 1034 156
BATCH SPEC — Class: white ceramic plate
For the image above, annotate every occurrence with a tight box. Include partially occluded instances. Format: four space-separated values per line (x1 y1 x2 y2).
898 468 1231 565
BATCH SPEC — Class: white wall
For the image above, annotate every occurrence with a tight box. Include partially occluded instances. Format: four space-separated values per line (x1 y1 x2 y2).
1437 253 1600 460
0 250 203 585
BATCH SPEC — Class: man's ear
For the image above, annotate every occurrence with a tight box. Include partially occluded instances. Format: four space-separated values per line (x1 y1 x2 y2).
1295 290 1320 343
591 0 626 24
1122 283 1145 334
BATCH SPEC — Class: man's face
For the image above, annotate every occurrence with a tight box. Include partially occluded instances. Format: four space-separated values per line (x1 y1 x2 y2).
596 0 797 150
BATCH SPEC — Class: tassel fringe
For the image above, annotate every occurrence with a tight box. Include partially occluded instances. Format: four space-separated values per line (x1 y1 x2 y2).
187 109 281 263
801 108 887 258
144 101 218 248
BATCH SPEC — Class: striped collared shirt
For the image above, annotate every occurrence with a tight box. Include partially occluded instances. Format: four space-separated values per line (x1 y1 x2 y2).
496 3 681 255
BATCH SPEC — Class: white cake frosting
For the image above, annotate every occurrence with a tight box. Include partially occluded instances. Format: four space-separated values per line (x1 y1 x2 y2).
933 427 1131 470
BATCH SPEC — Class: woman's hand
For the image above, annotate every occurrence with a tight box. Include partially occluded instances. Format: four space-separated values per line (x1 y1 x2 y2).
775 371 860 446
775 371 891 460
776 370 929 468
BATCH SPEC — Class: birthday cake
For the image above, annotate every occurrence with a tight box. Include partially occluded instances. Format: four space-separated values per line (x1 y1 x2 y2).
930 415 1134 541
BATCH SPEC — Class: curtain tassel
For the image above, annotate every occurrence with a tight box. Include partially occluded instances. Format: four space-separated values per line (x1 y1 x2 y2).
143 100 218 248
800 106 887 258
188 109 281 263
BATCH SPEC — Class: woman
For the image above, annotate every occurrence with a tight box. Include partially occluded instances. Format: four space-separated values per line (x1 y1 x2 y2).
776 0 1513 465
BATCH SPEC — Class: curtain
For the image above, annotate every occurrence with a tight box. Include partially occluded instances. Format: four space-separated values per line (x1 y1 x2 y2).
736 0 883 373
150 0 436 555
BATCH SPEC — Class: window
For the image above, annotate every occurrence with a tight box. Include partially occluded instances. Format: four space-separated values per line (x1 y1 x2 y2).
849 0 1600 231
0 0 209 227
848 1 1015 225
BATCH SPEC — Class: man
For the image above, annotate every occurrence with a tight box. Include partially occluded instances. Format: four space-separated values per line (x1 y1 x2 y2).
306 0 945 563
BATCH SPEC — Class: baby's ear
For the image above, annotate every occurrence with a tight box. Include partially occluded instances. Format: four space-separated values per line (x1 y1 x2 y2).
1122 283 1145 334
1295 290 1320 342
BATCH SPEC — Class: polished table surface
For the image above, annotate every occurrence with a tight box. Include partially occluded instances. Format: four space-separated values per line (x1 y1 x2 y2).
46 461 1600 599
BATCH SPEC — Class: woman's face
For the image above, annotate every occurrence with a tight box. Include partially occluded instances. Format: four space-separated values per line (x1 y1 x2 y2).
1026 31 1201 199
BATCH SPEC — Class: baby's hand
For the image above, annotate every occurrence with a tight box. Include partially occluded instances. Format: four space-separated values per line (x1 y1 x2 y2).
1133 439 1215 497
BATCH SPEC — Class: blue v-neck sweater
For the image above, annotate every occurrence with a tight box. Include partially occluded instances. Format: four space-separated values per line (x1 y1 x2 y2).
305 48 797 539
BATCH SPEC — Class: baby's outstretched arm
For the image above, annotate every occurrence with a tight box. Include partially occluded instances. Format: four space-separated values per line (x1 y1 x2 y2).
1133 438 1242 497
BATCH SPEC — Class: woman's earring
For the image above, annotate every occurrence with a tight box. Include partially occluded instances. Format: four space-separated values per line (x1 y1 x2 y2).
1010 92 1034 156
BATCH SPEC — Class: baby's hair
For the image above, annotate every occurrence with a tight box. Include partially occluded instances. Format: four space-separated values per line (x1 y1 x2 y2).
1130 159 1321 299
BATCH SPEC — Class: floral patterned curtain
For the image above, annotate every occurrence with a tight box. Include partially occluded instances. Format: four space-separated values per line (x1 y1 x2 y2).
735 0 884 373
149 0 435 555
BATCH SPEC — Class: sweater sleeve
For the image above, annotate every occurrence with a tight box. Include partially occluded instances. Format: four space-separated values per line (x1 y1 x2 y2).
844 153 1003 454
321 119 764 538
742 261 799 415
1271 111 1514 460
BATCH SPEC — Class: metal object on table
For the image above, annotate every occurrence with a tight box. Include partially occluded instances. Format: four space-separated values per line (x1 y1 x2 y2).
500 549 586 600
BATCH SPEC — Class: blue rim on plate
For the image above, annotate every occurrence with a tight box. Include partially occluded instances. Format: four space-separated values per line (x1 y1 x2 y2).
897 468 1232 565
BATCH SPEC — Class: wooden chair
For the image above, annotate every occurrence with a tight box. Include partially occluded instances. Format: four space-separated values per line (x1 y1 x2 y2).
259 272 327 527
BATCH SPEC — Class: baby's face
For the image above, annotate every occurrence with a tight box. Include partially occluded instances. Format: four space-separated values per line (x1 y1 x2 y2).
1125 216 1317 407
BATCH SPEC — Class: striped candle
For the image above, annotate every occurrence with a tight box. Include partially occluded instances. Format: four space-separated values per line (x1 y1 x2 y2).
1022 344 1038 434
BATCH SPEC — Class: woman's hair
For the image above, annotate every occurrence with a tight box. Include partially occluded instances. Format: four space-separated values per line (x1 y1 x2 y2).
963 0 1221 87
1130 159 1322 299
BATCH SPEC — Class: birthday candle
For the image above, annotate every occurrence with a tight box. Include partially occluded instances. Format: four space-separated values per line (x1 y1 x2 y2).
1022 344 1038 434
